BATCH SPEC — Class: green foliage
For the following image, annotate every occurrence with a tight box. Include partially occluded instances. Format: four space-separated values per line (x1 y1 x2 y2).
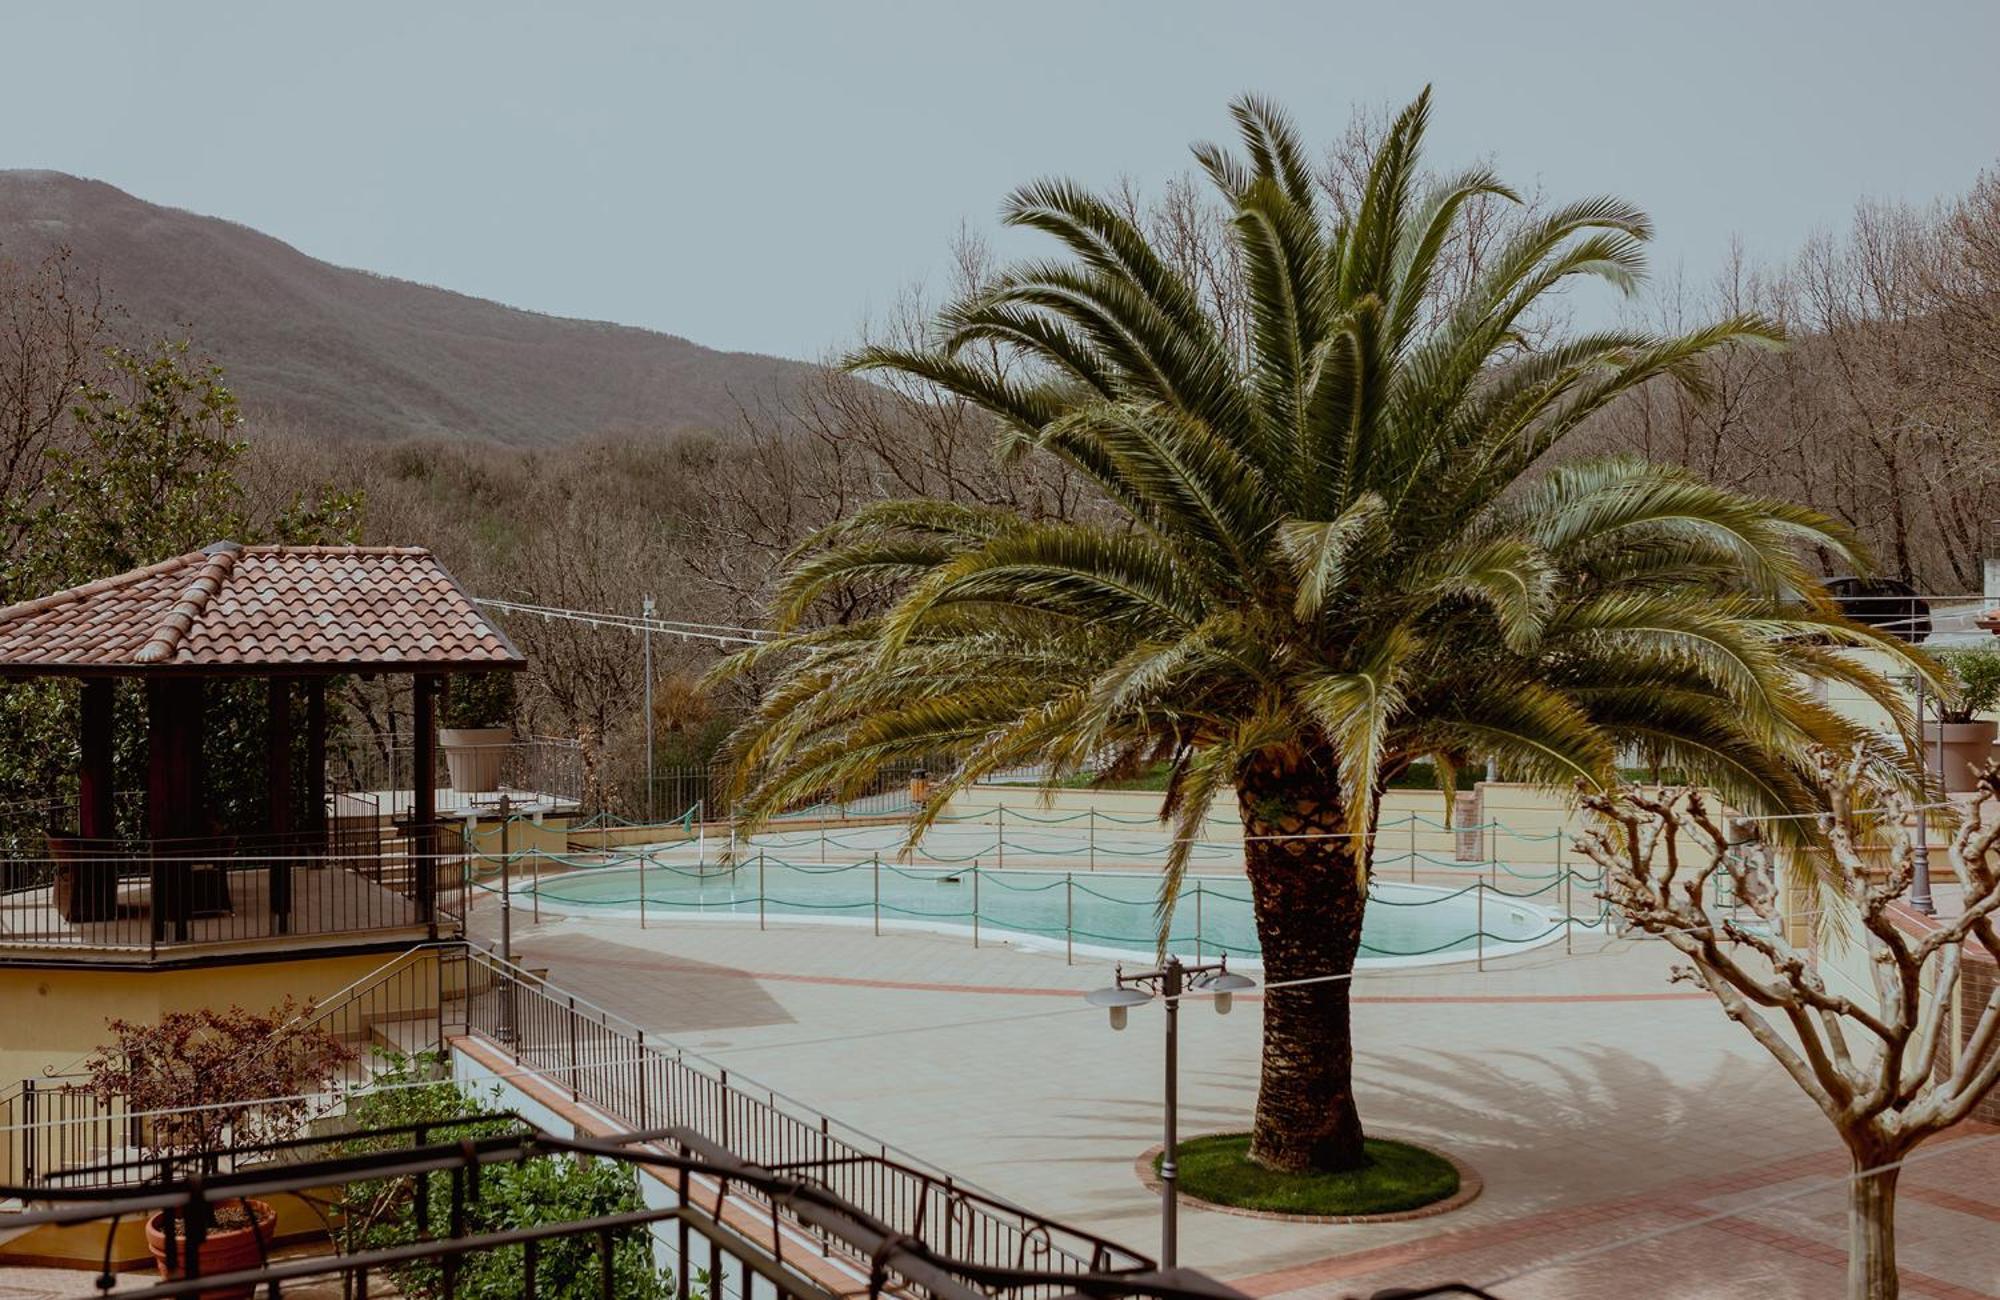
0 342 364 839
717 92 1927 1160
337 1054 675 1300
1163 1133 1458 1216
26 342 248 589
443 672 517 729
1931 647 2000 722
721 90 1924 892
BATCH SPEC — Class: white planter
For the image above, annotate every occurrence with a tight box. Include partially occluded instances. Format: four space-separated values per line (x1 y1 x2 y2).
1921 719 1998 794
440 727 512 793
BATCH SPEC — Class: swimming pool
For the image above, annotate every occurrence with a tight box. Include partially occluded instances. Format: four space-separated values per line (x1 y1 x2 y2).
517 859 1568 967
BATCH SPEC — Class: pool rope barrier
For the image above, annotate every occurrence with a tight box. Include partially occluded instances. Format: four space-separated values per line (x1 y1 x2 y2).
451 798 1667 966
464 845 1625 967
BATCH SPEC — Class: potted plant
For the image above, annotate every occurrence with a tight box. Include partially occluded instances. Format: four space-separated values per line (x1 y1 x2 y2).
1926 646 2000 793
440 672 516 794
78 1001 353 1299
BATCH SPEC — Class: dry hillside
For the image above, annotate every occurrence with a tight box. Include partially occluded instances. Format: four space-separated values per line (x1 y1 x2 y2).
0 170 822 445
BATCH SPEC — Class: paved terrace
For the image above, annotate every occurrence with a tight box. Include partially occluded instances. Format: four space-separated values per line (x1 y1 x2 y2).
471 906 2000 1300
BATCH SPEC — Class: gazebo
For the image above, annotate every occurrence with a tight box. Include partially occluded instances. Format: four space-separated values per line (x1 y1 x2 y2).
0 541 523 959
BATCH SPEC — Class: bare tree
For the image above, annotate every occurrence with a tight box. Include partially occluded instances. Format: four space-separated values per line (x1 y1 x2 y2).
0 247 112 565
1578 751 2000 1300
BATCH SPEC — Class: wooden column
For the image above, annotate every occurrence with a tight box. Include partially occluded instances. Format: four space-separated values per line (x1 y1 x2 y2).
78 679 115 840
413 672 439 932
266 677 294 933
67 678 119 922
146 679 200 941
305 677 328 851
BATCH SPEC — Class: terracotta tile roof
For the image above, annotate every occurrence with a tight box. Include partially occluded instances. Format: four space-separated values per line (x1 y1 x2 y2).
0 542 523 674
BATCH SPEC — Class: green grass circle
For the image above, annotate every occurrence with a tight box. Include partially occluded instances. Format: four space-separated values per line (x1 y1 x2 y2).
1160 1133 1460 1217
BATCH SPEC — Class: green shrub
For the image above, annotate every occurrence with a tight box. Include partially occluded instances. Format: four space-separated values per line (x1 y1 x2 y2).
1932 647 2000 722
335 1053 674 1300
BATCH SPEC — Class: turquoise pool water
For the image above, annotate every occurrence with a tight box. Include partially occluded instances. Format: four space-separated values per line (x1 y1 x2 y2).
521 860 1565 965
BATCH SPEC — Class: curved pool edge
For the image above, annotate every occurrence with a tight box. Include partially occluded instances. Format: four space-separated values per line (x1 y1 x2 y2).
503 871 1580 971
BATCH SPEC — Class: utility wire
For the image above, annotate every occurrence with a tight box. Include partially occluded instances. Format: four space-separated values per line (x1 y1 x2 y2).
472 596 773 646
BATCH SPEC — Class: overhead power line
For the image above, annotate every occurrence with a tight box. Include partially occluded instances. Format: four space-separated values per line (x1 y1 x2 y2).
472 597 774 647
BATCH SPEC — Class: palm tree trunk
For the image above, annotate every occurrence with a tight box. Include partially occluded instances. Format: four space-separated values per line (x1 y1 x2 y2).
1847 1158 1900 1300
1237 750 1369 1173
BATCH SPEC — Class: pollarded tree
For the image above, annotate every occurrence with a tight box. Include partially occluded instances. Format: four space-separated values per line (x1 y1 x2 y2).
718 91 1919 1173
1579 752 2000 1300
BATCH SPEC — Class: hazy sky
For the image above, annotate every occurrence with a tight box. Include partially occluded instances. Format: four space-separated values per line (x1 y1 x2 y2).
4 2 1996 360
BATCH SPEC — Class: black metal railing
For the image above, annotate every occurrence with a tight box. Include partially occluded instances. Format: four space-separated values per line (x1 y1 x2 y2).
0 1119 1230 1300
0 822 463 958
453 947 1142 1288
0 946 453 1188
332 735 589 808
2 940 1151 1294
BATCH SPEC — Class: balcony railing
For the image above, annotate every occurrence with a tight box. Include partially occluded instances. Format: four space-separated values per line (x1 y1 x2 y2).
2 942 1161 1296
0 1116 1236 1300
0 816 464 960
0 941 1219 1300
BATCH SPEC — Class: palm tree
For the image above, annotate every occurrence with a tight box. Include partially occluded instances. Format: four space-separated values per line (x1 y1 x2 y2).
718 90 1917 1174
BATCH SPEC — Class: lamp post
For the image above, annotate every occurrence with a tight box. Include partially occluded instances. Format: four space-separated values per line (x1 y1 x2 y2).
1085 954 1255 1267
497 793 517 1041
1904 674 1937 916
642 594 656 823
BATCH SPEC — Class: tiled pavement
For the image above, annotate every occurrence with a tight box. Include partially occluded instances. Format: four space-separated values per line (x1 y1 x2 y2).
484 907 2000 1299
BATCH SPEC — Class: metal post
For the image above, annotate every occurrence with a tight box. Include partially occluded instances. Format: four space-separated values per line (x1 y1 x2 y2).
1561 832 1572 955
873 853 881 935
972 864 980 948
499 795 513 967
1089 809 1097 872
996 805 1005 872
1066 872 1074 965
758 849 766 931
638 851 647 930
1912 677 1936 915
531 851 541 924
1476 881 1485 972
1408 809 1417 882
820 821 827 864
1194 882 1203 960
643 595 656 823
500 796 516 1043
1160 957 1182 1268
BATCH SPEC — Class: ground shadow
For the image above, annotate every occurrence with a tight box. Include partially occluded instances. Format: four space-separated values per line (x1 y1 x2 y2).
509 928 797 1035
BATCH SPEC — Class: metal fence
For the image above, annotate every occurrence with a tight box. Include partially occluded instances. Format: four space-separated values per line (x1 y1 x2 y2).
330 735 588 807
3 940 1154 1296
0 946 452 1188
0 1116 1214 1300
456 947 1147 1287
0 823 464 958
641 761 935 826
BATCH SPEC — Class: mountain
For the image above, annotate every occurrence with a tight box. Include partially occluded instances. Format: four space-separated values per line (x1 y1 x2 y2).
0 171 823 445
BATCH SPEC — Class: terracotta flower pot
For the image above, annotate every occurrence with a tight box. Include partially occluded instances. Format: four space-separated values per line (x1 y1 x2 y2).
441 726 512 793
1922 719 1999 794
145 1198 276 1300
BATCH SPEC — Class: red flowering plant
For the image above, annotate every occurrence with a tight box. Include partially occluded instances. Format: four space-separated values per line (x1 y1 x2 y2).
79 999 354 1169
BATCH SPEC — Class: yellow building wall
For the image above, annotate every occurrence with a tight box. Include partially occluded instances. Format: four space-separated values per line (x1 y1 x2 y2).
0 951 401 1089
